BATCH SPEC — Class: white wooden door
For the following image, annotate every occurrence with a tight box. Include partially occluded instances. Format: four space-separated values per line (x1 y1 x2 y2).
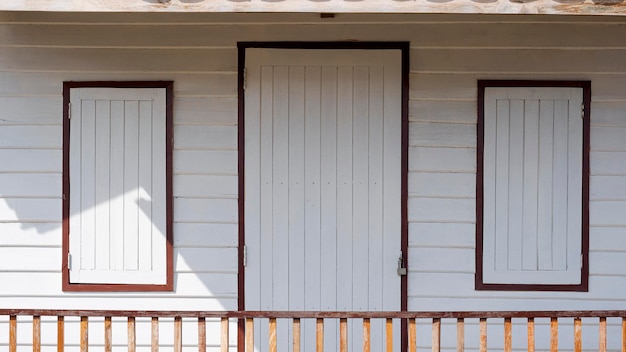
244 48 402 351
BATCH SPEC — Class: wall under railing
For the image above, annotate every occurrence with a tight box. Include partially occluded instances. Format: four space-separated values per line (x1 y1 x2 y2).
2 310 626 351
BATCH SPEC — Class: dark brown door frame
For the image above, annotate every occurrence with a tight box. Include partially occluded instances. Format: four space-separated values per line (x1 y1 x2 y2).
237 42 410 352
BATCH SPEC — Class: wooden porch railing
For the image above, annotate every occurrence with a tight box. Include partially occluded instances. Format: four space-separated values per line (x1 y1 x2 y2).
2 310 626 352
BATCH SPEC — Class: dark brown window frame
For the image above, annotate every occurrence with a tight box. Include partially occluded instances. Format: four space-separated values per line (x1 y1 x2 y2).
62 81 174 292
476 80 590 292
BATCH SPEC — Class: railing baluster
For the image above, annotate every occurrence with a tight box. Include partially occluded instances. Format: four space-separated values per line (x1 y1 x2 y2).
316 318 324 352
527 318 534 352
504 317 512 352
58 316 65 352
293 318 300 352
432 318 440 352
622 317 626 352
174 317 182 352
245 318 254 352
80 316 88 352
151 317 159 352
479 318 487 352
550 317 558 352
33 315 41 352
574 317 582 352
386 318 393 352
363 318 370 352
128 317 136 352
9 315 16 352
457 318 464 352
269 318 277 352
409 318 416 352
340 318 348 352
104 317 112 352
221 317 229 352
198 317 206 352
599 317 607 352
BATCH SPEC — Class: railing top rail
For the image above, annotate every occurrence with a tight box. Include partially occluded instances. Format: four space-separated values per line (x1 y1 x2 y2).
1 310 626 319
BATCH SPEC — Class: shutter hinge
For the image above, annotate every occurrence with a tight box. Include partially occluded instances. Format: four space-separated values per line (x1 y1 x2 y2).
397 251 407 276
68 102 71 119
243 245 247 267
243 68 247 91
67 253 72 270
581 103 585 119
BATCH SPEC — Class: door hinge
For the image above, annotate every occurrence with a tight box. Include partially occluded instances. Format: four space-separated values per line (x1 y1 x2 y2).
397 251 407 276
243 245 247 267
581 103 585 119
243 68 247 91
67 253 72 270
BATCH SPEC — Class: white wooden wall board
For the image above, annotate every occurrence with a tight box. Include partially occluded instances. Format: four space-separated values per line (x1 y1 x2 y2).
590 151 626 175
590 101 626 125
408 222 475 248
409 122 476 147
0 173 60 197
0 198 60 221
173 175 237 198
0 150 61 172
409 100 475 123
409 247 474 273
173 150 237 175
408 198 475 223
410 49 626 73
175 247 238 273
173 198 237 223
408 172 474 198
174 125 237 150
409 146 476 172
0 126 60 148
591 126 626 150
0 223 61 245
0 247 59 271
591 176 626 200
590 201 626 226
174 97 236 125
0 47 236 72
589 227 626 251
168 273 237 295
0 97 61 125
590 252 626 276
173 223 237 247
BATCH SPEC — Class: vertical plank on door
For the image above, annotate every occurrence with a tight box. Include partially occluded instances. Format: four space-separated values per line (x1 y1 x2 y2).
109 100 125 271
123 100 140 271
137 100 154 272
537 100 555 270
80 99 96 272
521 100 539 271
493 100 510 271
507 99 525 270
94 100 111 271
551 101 569 271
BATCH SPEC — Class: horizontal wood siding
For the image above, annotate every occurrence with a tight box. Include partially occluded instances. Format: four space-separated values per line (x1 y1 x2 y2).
2 10 626 349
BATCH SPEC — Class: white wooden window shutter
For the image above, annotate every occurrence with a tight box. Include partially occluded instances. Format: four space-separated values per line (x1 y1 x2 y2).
482 87 583 285
68 87 168 285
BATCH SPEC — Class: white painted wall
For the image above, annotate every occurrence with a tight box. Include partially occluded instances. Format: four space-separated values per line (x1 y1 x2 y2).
2 11 626 351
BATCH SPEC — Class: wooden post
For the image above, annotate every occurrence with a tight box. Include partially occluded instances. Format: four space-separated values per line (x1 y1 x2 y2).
479 318 487 352
9 315 16 352
574 317 582 352
245 318 254 352
432 318 440 352
174 317 182 352
80 316 88 352
550 317 558 352
599 317 607 352
622 317 626 352
58 316 65 352
128 317 136 352
340 318 348 352
457 318 464 352
504 318 512 352
104 317 112 352
293 318 301 352
386 318 393 352
198 317 206 352
33 315 41 352
151 317 159 352
269 318 277 352
527 318 534 352
409 318 417 352
363 318 371 352
316 318 324 352
221 317 229 352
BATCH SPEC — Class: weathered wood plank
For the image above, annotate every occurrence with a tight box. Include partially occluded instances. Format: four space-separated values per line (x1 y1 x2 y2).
599 317 607 352
316 318 324 352
550 317 558 352
409 319 416 352
363 318 371 352
622 317 626 352
293 318 300 352
174 317 182 352
57 316 64 352
9 315 16 352
33 315 41 352
221 317 229 352
504 318 512 352
386 318 393 352
198 317 205 352
128 317 136 352
80 316 88 352
340 318 347 352
479 318 487 352
104 317 112 352
457 318 464 352
432 318 441 352
245 318 254 352
573 317 582 352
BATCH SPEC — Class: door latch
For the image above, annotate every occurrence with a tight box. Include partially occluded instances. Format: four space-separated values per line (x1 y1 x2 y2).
397 253 407 276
